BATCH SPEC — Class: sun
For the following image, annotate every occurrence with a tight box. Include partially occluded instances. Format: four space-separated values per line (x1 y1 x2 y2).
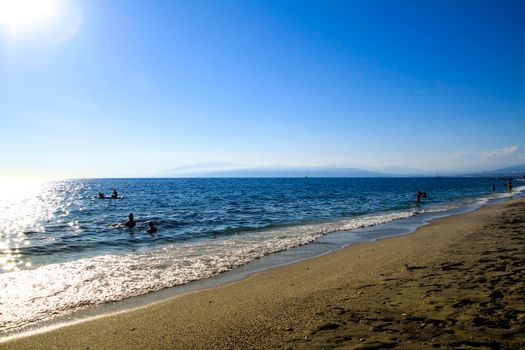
0 0 61 34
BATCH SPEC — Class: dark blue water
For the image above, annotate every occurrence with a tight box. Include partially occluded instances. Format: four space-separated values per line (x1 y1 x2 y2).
0 177 509 269
0 177 520 332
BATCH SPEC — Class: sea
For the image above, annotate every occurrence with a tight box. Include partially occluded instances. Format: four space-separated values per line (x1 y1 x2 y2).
0 177 523 335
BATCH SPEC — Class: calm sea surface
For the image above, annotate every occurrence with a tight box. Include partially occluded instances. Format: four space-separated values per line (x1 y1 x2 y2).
0 177 522 333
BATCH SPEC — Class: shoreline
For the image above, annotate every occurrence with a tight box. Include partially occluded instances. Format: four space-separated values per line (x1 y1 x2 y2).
2 196 524 348
1 190 516 339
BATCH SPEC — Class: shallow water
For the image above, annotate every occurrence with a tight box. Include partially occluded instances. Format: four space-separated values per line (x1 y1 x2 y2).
0 177 520 332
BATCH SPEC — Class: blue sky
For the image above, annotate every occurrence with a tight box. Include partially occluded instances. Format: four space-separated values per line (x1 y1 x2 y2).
1 0 524 178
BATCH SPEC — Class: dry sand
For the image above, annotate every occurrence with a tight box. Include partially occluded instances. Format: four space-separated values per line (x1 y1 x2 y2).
1 198 524 349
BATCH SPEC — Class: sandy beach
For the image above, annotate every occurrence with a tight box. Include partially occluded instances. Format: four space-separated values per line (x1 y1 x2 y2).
2 197 524 349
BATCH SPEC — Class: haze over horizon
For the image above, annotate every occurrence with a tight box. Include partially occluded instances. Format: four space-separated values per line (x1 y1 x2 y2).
1 0 525 179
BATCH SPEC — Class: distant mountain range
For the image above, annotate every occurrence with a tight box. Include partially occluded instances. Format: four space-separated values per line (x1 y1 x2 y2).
162 163 525 178
165 166 386 178
474 164 525 177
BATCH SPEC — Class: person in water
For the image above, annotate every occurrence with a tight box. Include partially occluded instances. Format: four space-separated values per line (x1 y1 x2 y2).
146 221 158 234
111 189 118 199
98 192 105 199
124 213 136 228
416 190 423 203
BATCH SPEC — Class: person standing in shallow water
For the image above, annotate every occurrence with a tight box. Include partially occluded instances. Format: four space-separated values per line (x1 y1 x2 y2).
507 179 513 193
415 190 423 203
124 213 136 228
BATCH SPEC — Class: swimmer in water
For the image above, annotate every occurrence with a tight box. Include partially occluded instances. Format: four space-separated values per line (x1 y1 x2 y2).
124 213 136 228
146 221 158 234
111 189 118 199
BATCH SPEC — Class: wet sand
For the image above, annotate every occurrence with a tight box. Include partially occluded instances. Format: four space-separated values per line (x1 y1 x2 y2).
2 198 524 349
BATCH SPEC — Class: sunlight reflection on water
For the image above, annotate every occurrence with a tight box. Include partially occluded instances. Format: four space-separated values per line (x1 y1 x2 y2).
0 180 60 272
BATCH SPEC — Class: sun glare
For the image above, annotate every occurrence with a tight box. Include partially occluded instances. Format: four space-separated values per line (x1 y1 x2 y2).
0 0 61 34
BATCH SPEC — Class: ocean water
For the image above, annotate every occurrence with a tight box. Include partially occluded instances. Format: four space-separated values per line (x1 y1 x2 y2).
0 177 522 333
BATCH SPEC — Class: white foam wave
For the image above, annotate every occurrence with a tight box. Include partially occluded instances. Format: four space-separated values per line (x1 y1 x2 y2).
0 208 421 332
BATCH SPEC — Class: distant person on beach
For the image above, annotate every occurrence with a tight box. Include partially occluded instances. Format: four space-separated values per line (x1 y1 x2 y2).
124 213 136 228
111 189 118 199
146 221 158 234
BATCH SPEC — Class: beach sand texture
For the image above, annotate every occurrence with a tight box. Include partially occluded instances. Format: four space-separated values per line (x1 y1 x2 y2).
2 198 524 349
